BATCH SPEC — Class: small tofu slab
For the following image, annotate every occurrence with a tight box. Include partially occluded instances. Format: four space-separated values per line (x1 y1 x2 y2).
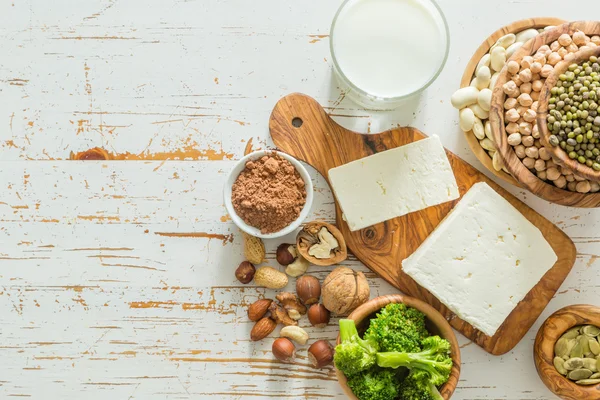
402 182 558 337
328 135 459 231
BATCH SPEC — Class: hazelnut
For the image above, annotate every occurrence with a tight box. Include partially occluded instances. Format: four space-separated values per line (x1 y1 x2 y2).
307 304 330 328
276 243 297 266
235 261 255 284
272 338 296 363
307 340 334 368
296 275 321 305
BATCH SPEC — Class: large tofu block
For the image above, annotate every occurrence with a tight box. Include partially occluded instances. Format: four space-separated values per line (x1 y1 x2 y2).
403 182 558 337
328 135 459 231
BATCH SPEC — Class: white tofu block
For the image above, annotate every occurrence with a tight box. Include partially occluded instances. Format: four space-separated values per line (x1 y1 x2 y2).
403 182 558 337
328 136 459 231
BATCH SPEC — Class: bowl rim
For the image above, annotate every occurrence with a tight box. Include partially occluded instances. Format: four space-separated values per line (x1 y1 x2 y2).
538 46 600 182
459 17 566 187
334 294 461 400
329 0 450 103
223 150 314 239
490 20 600 207
534 304 600 399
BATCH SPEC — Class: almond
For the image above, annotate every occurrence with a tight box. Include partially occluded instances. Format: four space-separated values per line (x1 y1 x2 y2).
250 317 276 341
248 299 272 322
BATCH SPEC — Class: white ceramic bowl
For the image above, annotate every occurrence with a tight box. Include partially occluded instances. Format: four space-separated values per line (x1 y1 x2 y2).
223 150 314 239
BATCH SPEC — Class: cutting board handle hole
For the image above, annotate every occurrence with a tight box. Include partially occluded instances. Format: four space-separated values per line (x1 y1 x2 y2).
292 117 303 128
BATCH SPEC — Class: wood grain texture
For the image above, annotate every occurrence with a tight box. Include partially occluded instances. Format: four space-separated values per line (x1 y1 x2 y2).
335 294 461 400
538 45 600 181
270 93 577 355
490 21 600 207
534 305 600 400
459 17 565 187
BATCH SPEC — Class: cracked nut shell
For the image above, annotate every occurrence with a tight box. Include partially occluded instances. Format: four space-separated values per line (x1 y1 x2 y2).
296 221 347 266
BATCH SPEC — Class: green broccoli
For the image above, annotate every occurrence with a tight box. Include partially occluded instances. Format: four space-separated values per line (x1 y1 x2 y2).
376 335 452 386
399 373 444 400
334 319 379 376
346 367 400 400
364 303 429 352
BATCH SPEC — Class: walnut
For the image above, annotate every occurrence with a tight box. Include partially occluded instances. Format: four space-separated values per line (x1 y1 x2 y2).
276 292 307 321
268 301 297 326
321 267 370 316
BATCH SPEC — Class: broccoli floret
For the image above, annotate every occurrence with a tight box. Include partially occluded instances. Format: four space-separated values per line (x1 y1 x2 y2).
399 374 444 400
364 303 429 352
334 319 379 376
346 367 400 400
376 335 452 387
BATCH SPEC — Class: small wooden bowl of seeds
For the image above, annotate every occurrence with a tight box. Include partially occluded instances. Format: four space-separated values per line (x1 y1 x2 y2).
538 46 600 182
534 304 600 400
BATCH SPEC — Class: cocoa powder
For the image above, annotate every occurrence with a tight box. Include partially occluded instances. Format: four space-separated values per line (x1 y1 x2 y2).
232 153 307 234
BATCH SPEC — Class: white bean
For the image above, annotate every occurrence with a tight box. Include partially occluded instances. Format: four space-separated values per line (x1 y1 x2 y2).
490 46 507 72
497 33 516 49
485 120 493 141
477 88 492 111
480 138 496 151
469 104 489 120
459 108 476 131
472 117 485 140
506 42 523 58
489 71 500 90
476 54 491 74
474 66 491 90
515 28 540 44
451 86 479 109
492 151 504 171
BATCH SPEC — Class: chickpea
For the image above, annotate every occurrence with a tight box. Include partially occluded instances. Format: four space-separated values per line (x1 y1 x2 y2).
520 82 532 94
505 108 520 123
521 56 534 69
591 182 600 192
534 158 546 171
554 175 567 188
537 44 550 53
531 91 540 101
519 122 532 136
533 53 546 66
518 68 532 83
530 62 542 74
566 43 579 53
537 170 547 180
557 47 568 58
517 93 533 107
503 81 520 98
550 40 560 52
506 122 520 134
573 31 587 46
546 167 561 181
504 97 518 110
522 135 534 147
507 132 522 146
567 181 577 192
531 80 543 92
539 147 551 161
515 144 527 158
525 146 539 159
592 35 600 46
512 75 522 86
558 33 572 47
531 101 539 112
548 52 562 66
523 157 536 169
540 64 554 78
523 109 537 123
507 60 520 75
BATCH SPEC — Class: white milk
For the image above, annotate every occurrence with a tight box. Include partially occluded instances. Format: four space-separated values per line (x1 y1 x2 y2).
331 0 447 100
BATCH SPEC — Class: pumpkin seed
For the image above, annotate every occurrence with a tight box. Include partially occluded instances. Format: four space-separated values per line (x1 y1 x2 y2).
564 357 584 370
563 326 582 339
555 338 570 358
571 340 584 359
568 368 593 380
582 335 592 355
583 325 600 337
591 372 600 379
576 378 600 385
591 339 600 356
584 358 599 372
554 357 568 375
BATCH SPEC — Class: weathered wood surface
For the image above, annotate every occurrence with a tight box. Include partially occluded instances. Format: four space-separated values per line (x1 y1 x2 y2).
0 1 599 399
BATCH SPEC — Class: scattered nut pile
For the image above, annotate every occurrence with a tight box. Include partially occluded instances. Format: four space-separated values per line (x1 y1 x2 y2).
452 27 553 172
553 324 600 385
236 220 368 368
502 30 600 193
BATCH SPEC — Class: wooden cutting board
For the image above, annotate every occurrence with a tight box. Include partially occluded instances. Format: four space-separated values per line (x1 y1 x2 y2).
269 93 577 355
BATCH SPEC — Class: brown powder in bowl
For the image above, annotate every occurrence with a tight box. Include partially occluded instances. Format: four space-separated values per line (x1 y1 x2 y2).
231 153 307 234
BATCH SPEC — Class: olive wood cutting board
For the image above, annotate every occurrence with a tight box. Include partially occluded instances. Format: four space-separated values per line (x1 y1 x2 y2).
269 93 577 355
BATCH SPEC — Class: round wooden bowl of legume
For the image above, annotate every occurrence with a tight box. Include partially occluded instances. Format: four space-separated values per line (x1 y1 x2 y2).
538 46 600 182
457 18 565 187
490 21 600 207
534 305 600 400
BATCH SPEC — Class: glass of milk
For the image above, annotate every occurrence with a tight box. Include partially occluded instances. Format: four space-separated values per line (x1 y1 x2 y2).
330 0 450 110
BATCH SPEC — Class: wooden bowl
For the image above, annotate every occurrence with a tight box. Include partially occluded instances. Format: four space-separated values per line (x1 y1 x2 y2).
491 21 600 207
534 304 600 400
538 46 600 182
460 18 565 186
296 220 347 266
335 294 461 400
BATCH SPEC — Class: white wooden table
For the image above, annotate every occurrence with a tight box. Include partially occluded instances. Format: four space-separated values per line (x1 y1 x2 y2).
0 1 598 399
